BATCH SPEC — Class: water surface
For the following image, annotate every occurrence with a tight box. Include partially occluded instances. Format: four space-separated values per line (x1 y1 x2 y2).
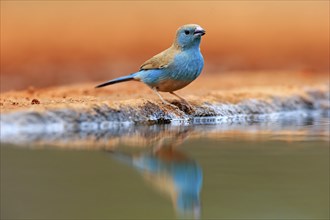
1 111 329 219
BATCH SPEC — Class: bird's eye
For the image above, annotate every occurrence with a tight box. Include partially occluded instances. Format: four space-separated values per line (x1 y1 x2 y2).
184 30 190 35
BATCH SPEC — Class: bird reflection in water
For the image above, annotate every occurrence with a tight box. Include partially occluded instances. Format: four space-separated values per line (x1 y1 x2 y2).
106 130 203 219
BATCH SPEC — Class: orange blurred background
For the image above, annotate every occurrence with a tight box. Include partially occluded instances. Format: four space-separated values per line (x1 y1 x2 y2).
1 1 329 92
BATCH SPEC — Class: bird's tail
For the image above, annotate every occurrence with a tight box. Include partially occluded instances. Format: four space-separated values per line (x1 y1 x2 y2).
95 74 137 88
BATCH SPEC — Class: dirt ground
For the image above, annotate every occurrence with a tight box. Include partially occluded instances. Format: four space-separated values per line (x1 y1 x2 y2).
1 71 329 114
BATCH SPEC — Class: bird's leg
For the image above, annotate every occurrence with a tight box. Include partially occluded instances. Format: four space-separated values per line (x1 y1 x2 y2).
152 88 178 109
169 92 194 109
152 88 168 104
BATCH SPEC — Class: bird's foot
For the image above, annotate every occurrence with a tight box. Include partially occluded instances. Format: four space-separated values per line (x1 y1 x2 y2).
162 100 181 110
170 100 195 114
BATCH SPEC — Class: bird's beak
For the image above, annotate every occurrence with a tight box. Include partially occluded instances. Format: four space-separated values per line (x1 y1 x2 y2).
194 26 205 36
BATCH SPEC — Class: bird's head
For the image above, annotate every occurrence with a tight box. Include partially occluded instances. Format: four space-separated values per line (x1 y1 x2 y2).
174 24 205 49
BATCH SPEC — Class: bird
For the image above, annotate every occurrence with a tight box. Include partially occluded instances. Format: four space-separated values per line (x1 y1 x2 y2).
95 24 205 108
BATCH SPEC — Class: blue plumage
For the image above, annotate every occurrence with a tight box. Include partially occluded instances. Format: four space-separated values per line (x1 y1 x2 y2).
108 146 203 217
96 24 205 106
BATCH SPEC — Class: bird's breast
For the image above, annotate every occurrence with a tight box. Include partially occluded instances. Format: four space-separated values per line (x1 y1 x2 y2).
170 50 204 81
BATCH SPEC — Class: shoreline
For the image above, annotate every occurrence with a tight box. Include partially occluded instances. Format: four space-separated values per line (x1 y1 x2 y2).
1 72 329 144
1 110 329 148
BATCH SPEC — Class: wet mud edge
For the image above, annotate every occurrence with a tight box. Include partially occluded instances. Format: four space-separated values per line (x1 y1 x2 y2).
1 88 329 140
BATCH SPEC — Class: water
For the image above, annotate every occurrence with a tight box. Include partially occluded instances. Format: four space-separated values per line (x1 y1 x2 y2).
1 111 329 219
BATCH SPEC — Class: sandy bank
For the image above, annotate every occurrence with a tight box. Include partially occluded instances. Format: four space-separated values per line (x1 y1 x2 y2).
0 71 329 144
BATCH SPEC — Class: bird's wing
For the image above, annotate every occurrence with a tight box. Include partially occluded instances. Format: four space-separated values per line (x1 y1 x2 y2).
140 46 179 70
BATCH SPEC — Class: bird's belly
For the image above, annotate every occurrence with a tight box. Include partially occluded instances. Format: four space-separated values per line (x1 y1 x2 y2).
155 79 191 92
